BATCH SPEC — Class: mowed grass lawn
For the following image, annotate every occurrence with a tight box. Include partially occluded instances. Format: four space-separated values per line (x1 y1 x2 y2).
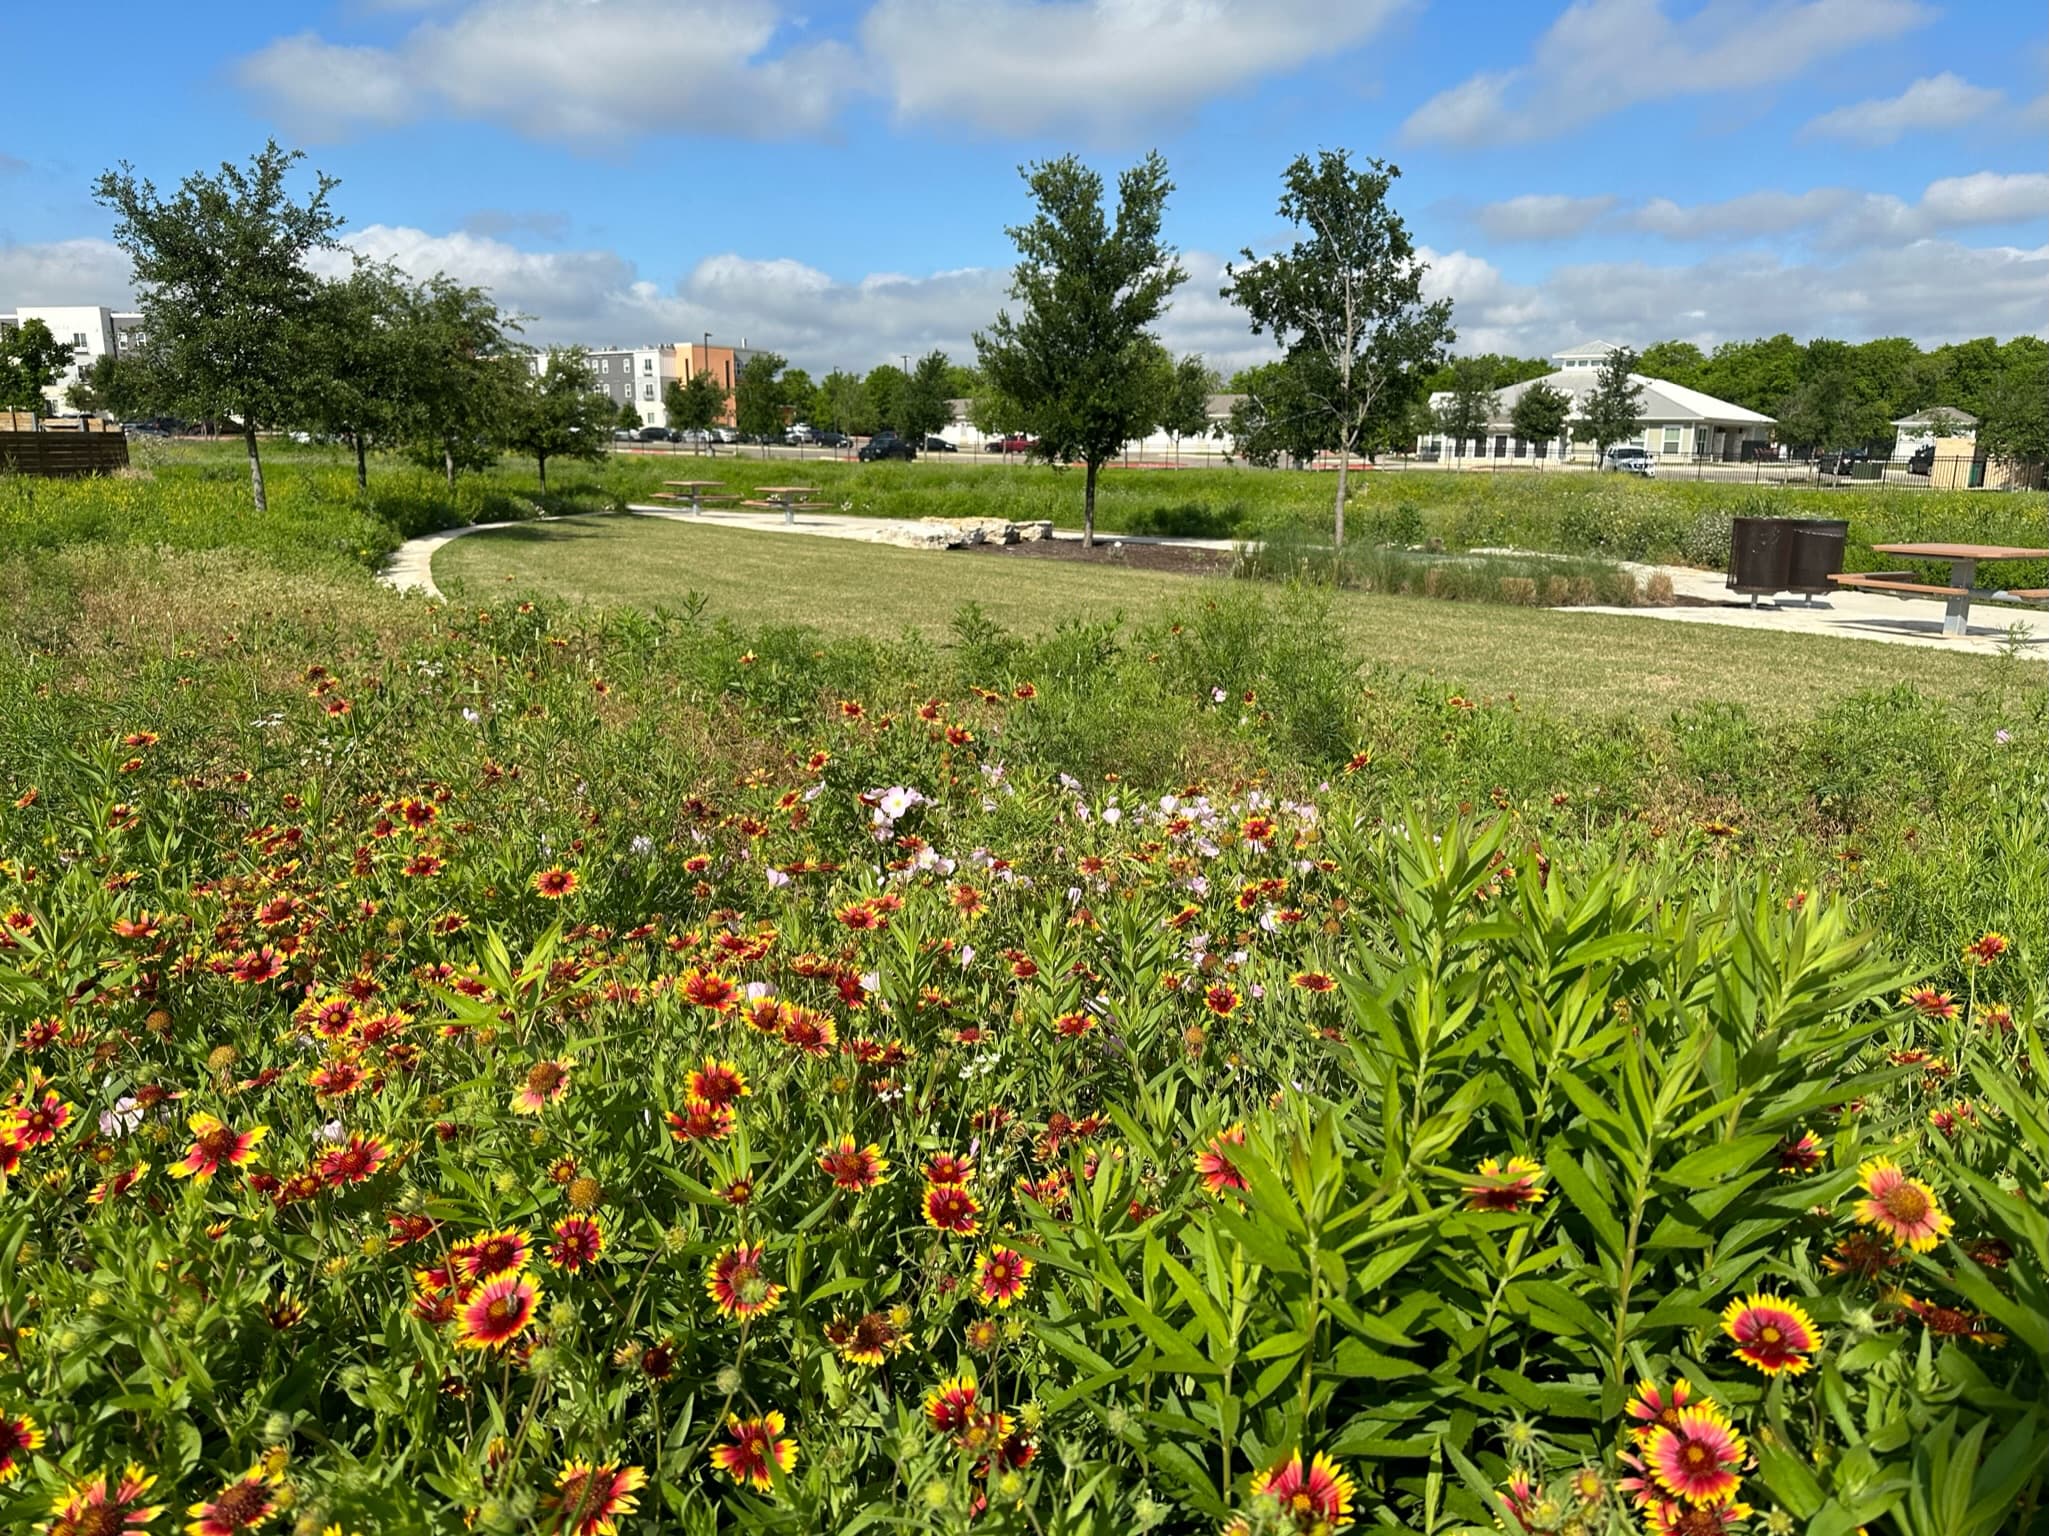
434 513 2035 720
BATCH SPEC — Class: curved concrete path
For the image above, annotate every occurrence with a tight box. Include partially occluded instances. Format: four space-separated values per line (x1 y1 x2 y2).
378 509 2039 658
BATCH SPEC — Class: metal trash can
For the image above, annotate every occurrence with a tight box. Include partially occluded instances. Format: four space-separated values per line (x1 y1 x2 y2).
1785 519 1848 595
1727 516 1790 597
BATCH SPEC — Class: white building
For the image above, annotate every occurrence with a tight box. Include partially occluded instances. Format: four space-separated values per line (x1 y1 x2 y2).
1418 340 1776 465
533 343 687 428
0 304 145 414
1889 407 1977 461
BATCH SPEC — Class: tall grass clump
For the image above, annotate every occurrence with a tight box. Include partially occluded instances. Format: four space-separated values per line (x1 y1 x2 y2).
1233 517 1645 605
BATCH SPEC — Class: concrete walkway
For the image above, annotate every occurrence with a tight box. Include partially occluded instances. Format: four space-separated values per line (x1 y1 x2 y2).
378 508 2040 658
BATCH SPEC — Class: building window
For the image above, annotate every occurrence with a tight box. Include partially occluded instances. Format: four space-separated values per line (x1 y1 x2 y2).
1535 439 1549 459
1513 436 1527 458
643 383 654 400
73 332 88 348
642 359 653 375
1494 434 1508 457
1662 425 1682 456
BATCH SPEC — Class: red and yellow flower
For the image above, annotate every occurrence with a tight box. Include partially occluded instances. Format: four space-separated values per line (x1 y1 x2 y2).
543 1460 645 1536
1194 1124 1249 1195
711 1411 798 1491
1464 1156 1547 1212
185 1462 285 1534
455 1273 542 1350
1244 1449 1357 1532
974 1246 1034 1308
1720 1293 1821 1376
1644 1404 1745 1506
687 1058 748 1107
818 1136 890 1191
531 866 578 899
547 1215 604 1273
705 1243 783 1319
452 1228 531 1281
0 1409 41 1483
1854 1158 1953 1251
923 1182 982 1236
169 1113 268 1181
44 1464 163 1536
512 1057 575 1115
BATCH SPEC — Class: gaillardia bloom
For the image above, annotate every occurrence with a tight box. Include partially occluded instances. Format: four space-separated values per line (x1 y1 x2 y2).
1195 1124 1249 1195
687 1058 748 1108
823 1310 906 1365
453 1228 531 1281
185 1463 284 1534
1854 1158 1953 1251
45 1464 163 1536
818 1136 890 1192
1721 1293 1821 1376
512 1057 575 1115
169 1113 268 1181
923 1375 981 1436
455 1273 542 1350
712 1412 799 1491
531 866 578 899
1246 1449 1357 1532
547 1215 605 1273
975 1246 1035 1308
1465 1156 1547 1212
1644 1405 1746 1506
1647 1500 1753 1536
544 1460 646 1536
923 1182 982 1235
706 1243 784 1319
0 1409 42 1482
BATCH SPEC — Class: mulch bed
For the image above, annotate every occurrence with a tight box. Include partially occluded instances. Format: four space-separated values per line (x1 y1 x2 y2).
954 538 1235 576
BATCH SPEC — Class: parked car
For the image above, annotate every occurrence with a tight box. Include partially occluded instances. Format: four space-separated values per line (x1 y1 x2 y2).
785 422 817 445
858 431 917 462
1599 445 1655 477
636 425 675 443
813 429 850 448
709 425 739 444
1739 440 1779 462
922 436 957 453
675 428 712 444
1907 443 1936 475
611 428 639 442
1816 448 1871 475
987 434 1033 454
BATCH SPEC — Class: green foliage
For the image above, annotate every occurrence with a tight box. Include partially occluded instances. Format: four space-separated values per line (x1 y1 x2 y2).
505 348 614 488
898 350 955 444
977 151 1185 542
0 317 74 417
1573 347 1648 459
735 352 788 440
1434 357 1499 451
665 369 730 437
1509 380 1572 452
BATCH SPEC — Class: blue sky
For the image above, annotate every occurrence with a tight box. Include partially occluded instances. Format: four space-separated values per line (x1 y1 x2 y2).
3 0 2044 373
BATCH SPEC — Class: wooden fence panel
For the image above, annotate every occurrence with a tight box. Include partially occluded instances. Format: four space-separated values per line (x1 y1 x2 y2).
0 431 131 477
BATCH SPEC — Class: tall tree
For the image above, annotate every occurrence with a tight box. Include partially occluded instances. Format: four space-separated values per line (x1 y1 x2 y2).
1777 338 1887 454
1434 357 1499 457
898 350 955 444
93 140 343 511
1697 333 1803 416
779 367 818 425
1509 379 1572 458
862 364 907 434
1222 150 1452 546
977 151 1185 546
818 369 867 435
507 347 613 489
1573 346 1647 462
616 397 644 432
0 318 75 422
734 351 787 442
1226 359 1330 468
398 276 521 488
1158 353 1220 453
1977 351 2049 465
63 353 124 418
664 370 729 452
1635 340 1706 390
298 264 411 489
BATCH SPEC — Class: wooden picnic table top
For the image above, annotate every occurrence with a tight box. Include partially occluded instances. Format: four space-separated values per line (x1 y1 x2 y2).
661 479 726 487
1872 542 2049 561
757 485 819 495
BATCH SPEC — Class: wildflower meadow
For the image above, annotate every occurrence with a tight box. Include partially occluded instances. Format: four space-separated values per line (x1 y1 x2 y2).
1 452 2046 1536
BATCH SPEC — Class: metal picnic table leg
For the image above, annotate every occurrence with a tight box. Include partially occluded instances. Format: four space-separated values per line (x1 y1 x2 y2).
782 495 794 526
1944 559 1976 636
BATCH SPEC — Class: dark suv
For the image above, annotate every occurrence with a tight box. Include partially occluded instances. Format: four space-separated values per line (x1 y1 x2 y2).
1907 444 1935 475
858 431 916 462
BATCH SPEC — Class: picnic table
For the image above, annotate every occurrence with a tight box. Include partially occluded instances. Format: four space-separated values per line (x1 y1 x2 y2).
743 485 830 526
1831 542 2049 636
653 479 732 514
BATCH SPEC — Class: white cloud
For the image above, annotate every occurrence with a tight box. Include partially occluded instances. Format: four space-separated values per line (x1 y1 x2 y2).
0 237 135 306
237 0 859 146
1470 194 1618 242
1403 0 1933 147
1801 72 2003 145
862 0 1404 140
1919 171 2049 226
1626 172 2049 247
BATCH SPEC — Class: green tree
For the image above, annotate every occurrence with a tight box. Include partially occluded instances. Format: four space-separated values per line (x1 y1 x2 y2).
863 364 907 434
1421 352 1550 393
1509 378 1572 459
1978 352 2049 465
1697 333 1803 416
977 151 1185 546
505 347 613 490
398 275 522 488
779 367 818 427
1635 340 1706 390
734 351 788 442
616 397 643 432
664 370 729 451
93 140 343 511
297 264 412 490
1222 150 1453 546
969 382 1033 440
0 318 77 421
898 350 955 444
62 353 123 418
943 362 982 401
1573 346 1647 462
819 369 868 435
1227 359 1327 467
1777 338 1887 454
1158 353 1219 453
1433 357 1498 457
1851 336 1921 422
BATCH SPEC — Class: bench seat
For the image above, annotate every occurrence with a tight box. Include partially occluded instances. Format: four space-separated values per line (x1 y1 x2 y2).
740 499 833 512
2002 588 2049 602
1829 574 1968 598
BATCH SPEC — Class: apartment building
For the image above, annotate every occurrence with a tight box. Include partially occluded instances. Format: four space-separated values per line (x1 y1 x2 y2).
0 304 145 413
